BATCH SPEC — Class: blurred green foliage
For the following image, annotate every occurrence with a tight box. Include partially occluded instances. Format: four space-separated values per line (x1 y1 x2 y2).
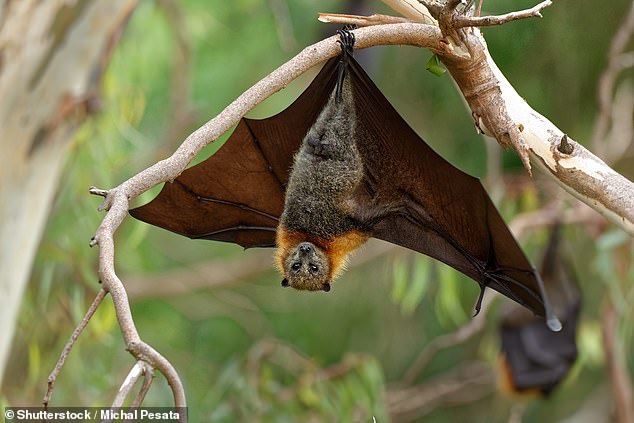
4 0 634 422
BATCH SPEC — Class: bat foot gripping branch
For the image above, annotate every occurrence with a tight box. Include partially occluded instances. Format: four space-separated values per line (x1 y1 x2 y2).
335 25 356 102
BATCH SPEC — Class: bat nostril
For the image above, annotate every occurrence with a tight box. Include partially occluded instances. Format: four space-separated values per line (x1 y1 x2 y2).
299 243 312 254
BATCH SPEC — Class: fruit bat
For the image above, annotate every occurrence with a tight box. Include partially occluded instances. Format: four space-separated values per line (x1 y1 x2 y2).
130 29 560 331
498 225 580 395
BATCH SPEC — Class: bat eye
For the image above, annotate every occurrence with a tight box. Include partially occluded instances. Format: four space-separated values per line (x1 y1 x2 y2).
309 264 319 273
291 263 301 271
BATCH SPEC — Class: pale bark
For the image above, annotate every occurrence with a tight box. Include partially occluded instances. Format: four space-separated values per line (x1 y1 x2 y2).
0 0 137 385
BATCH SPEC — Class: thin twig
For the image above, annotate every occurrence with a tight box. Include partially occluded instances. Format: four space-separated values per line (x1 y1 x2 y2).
110 361 146 409
43 288 107 407
453 0 552 28
130 363 155 408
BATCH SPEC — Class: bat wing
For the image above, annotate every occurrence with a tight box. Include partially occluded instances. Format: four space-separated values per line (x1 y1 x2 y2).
499 225 581 394
345 58 554 321
130 59 341 248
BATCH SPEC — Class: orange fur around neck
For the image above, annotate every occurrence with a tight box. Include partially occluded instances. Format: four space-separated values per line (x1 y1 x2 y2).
275 225 369 281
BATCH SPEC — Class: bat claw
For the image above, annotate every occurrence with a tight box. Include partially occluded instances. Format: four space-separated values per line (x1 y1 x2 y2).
473 285 486 316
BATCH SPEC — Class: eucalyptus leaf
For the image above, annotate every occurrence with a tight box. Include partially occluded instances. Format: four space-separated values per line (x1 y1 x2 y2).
425 54 446 77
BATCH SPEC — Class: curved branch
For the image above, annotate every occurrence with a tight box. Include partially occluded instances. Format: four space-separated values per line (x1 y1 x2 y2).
91 189 186 409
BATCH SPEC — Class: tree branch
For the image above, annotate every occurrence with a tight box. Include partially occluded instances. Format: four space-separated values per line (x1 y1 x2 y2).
131 363 154 408
110 361 147 409
452 0 552 28
90 189 187 410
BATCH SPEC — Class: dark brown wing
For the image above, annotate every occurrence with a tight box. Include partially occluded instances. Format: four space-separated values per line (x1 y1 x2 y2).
346 58 555 323
499 225 580 394
130 59 340 248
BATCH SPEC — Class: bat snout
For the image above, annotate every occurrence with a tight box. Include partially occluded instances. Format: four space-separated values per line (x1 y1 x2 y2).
299 242 313 254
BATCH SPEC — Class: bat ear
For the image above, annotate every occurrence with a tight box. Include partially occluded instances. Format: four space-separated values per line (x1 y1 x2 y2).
281 278 289 288
322 282 331 292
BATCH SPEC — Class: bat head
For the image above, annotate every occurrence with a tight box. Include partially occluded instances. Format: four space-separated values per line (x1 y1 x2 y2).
279 241 332 292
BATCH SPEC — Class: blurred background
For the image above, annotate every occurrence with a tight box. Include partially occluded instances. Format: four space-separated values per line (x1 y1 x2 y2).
1 0 633 422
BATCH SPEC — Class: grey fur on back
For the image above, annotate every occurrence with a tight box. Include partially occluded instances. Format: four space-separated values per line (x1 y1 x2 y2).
280 78 365 239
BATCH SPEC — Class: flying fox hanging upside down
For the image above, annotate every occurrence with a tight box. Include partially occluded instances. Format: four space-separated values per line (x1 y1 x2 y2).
130 28 561 331
276 29 371 292
498 224 580 395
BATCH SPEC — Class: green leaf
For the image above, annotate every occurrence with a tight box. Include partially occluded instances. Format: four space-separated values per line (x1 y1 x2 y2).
390 256 408 304
401 256 430 315
435 265 468 328
425 54 446 77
